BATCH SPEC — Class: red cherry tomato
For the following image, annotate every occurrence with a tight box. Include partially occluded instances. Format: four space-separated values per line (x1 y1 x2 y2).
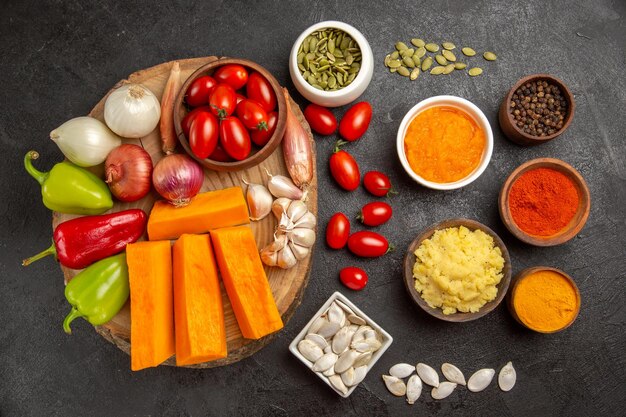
236 99 269 131
347 231 390 258
181 106 211 137
329 149 360 191
186 76 217 107
208 144 233 162
209 84 237 119
235 93 246 105
339 267 368 291
251 111 278 147
358 202 392 226
214 64 248 90
304 104 337 136
339 101 372 141
326 213 350 249
363 171 395 197
188 111 219 159
246 72 276 112
219 117 251 160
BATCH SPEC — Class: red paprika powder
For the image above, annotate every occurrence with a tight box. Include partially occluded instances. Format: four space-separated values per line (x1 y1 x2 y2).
508 168 579 236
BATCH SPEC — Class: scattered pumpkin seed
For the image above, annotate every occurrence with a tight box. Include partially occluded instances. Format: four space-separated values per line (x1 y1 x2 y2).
462 47 476 57
483 51 497 61
388 59 402 68
397 66 411 77
396 41 408 51
468 67 483 76
442 50 456 62
389 68 397 73
403 56 415 68
430 66 445 75
384 54 391 67
443 64 455 74
442 42 456 50
435 55 448 65
411 38 425 47
410 67 420 80
421 56 433 71
425 43 439 52
412 56 421 67
415 47 426 59
390 51 399 59
454 62 467 70
400 48 413 58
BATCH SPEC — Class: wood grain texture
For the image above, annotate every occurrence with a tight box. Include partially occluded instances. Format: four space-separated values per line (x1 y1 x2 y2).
52 57 318 368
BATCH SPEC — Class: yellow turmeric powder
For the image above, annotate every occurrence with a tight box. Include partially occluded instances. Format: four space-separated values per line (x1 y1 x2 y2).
512 270 580 332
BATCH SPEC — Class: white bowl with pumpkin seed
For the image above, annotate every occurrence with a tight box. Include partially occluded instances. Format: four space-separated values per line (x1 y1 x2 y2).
289 21 374 107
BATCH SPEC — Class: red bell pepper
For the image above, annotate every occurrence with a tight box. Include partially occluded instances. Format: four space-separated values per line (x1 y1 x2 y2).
22 209 147 269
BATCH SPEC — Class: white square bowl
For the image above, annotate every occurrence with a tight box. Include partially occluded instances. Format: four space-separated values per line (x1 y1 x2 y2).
288 292 393 398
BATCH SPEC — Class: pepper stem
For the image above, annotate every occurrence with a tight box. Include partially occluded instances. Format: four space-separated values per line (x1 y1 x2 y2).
22 242 57 266
63 307 84 335
24 151 49 185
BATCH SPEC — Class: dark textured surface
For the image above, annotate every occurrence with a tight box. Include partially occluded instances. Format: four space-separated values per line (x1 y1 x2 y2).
1 1 624 416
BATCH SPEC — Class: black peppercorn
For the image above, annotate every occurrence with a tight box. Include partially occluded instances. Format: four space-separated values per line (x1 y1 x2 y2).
509 79 568 137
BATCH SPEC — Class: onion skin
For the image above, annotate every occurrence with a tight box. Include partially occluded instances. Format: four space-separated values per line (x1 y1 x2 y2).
105 144 153 202
160 62 181 155
282 88 313 188
152 154 203 207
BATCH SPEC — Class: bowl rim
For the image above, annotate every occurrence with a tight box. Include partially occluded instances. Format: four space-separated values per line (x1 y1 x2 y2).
502 73 576 143
289 20 372 99
173 57 287 172
396 95 494 190
507 266 581 333
498 157 591 246
402 218 512 322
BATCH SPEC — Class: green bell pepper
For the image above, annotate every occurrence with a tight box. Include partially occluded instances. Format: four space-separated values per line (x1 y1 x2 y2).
63 253 129 334
24 150 113 215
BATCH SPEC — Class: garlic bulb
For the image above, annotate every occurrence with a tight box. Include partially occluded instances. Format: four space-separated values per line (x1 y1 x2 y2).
243 179 272 221
50 117 121 167
265 169 303 200
104 83 161 138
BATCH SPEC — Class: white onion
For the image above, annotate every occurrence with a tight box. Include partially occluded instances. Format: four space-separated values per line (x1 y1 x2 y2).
50 117 121 167
104 83 161 138
152 154 203 207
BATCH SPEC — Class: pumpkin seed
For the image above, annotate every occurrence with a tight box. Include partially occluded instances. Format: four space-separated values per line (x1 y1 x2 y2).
298 63 306 72
384 54 391 67
410 67 420 80
297 53 304 64
411 38 425 47
309 37 318 52
403 56 415 68
483 51 497 61
454 62 467 70
442 50 456 62
435 55 448 65
443 64 455 74
425 43 439 52
397 66 410 77
389 67 397 73
395 41 408 51
388 59 402 68
462 47 476 56
390 51 399 59
400 49 413 59
345 54 354 65
347 73 356 82
328 38 335 53
421 56 433 71
412 56 421 67
303 38 310 53
430 66 445 75
340 37 350 50
328 75 337 88
442 42 456 50
415 47 426 59
468 67 483 76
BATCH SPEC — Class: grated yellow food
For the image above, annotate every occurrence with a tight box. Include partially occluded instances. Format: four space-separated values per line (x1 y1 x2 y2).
413 226 505 315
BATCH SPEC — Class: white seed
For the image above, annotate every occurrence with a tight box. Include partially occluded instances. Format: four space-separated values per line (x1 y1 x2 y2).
352 366 367 386
331 326 352 354
353 352 372 368
297 340 323 363
416 363 439 388
347 314 366 325
323 345 332 354
317 321 341 339
327 303 346 325
498 362 516 392
307 316 326 335
406 375 422 404
335 349 359 374
432 382 457 399
305 333 328 350
351 338 382 353
341 367 356 387
467 368 495 392
442 363 466 386
390 363 415 379
312 353 338 372
323 367 336 377
382 375 407 396
334 300 356 316
329 374 349 395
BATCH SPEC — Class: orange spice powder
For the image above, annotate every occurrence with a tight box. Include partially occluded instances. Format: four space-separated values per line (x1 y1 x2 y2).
403 106 486 183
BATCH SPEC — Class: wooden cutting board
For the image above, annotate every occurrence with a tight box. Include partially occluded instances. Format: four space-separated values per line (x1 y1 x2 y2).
52 56 317 368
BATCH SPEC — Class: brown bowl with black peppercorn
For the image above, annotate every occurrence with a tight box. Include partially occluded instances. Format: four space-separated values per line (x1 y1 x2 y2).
498 74 575 146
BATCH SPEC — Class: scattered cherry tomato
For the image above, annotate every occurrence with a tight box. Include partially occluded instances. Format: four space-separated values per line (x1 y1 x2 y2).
363 171 395 197
304 104 337 136
209 84 237 119
246 72 276 112
188 111 219 159
186 76 217 107
236 99 269 131
214 64 249 90
181 106 211 137
358 202 392 226
251 111 278 147
326 213 350 249
347 231 390 258
208 143 233 162
329 147 360 191
339 267 368 291
219 117 251 160
235 93 246 105
339 101 372 141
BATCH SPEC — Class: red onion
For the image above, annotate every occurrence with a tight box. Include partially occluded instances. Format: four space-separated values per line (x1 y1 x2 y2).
105 144 153 202
152 154 203 207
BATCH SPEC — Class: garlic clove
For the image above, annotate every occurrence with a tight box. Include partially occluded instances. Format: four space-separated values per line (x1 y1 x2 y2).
279 212 295 231
287 200 308 223
272 198 292 220
260 235 288 267
289 241 310 261
290 227 316 248
244 181 273 221
265 169 304 200
294 211 317 229
277 244 298 269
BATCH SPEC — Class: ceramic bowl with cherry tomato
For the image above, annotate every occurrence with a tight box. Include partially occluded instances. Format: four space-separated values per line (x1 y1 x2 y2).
174 58 287 172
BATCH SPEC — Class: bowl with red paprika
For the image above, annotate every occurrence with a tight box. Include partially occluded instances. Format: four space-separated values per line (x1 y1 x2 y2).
499 158 590 246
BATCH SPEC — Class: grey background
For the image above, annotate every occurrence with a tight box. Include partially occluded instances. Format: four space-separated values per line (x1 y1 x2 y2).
1 0 624 416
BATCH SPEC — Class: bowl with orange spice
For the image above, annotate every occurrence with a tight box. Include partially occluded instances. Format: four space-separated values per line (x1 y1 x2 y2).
499 158 591 246
397 95 493 190
508 266 581 333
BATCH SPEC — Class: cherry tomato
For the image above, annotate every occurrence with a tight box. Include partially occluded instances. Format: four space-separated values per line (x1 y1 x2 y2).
326 213 350 249
304 104 337 136
236 99 269 131
363 171 395 197
251 111 278 147
347 231 390 258
219 117 251 160
214 64 248 90
208 144 233 162
235 93 246 105
188 111 219 159
358 202 392 226
339 101 372 141
181 106 211 137
209 84 237 119
329 149 360 191
246 72 276 112
186 76 217 107
339 267 368 291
